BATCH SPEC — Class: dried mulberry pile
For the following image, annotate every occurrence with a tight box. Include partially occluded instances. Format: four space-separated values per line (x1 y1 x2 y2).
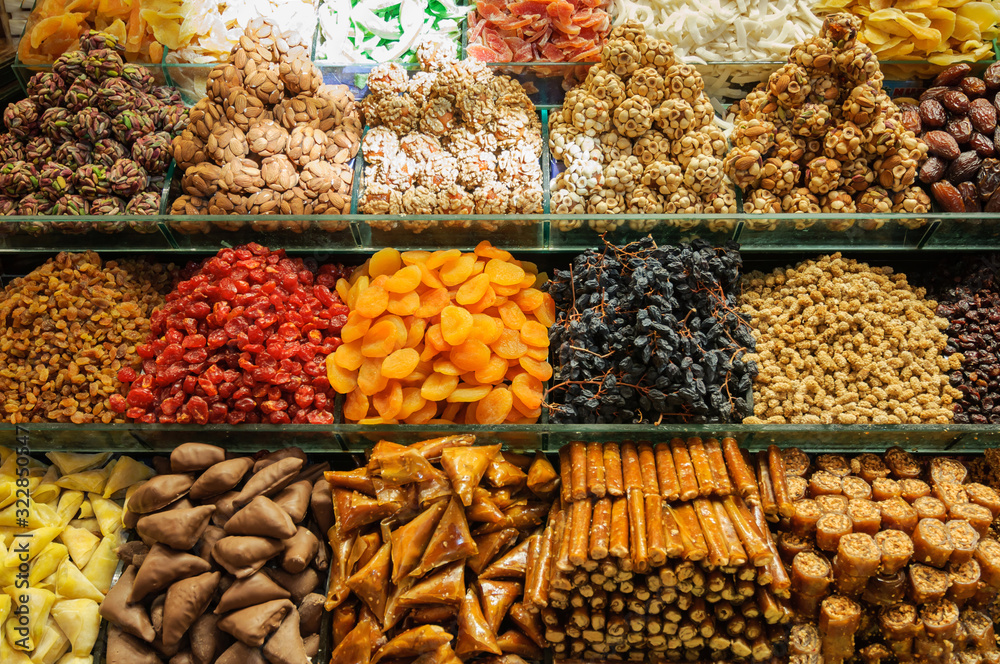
358 42 544 232
548 22 736 234
725 13 930 231
0 31 185 235
169 19 362 234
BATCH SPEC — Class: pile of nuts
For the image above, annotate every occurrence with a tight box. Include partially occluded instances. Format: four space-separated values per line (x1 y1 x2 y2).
549 22 736 234
169 18 362 234
928 256 1000 424
327 243 554 424
0 251 171 423
910 62 1000 213
358 41 544 232
726 13 930 231
741 253 962 424
112 244 350 425
0 30 185 234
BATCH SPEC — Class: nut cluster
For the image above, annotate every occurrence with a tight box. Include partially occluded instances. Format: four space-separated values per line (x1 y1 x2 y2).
170 19 362 234
0 30 184 235
549 23 736 234
0 251 170 423
726 14 930 231
358 44 544 232
741 253 962 424
911 62 1000 213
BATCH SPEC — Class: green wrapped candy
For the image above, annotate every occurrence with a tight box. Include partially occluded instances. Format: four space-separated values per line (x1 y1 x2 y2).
0 161 39 197
27 72 66 110
3 100 40 140
74 163 111 198
108 158 148 197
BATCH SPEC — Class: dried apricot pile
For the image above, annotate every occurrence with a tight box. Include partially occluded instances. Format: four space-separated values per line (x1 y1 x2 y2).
326 242 556 424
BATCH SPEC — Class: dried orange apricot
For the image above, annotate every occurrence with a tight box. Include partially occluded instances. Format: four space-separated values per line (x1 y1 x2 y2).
333 339 364 371
493 283 521 297
471 261 486 277
421 372 459 401
524 345 548 362
446 383 493 403
511 373 544 409
336 278 350 303
362 320 397 358
405 318 427 348
405 399 438 424
512 288 544 312
344 390 370 421
419 344 439 363
416 288 450 318
426 324 450 352
474 241 513 261
426 249 462 270
475 386 513 424
355 282 389 319
347 275 368 310
517 272 537 290
450 339 491 372
520 320 550 348
385 265 422 293
456 273 491 306
387 291 420 316
433 359 463 376
341 311 371 343
403 359 434 384
381 315 408 348
440 402 463 422
358 358 388 396
419 263 444 289
485 258 526 286
498 301 527 331
535 294 557 327
474 354 508 384
401 250 431 265
440 306 473 345
465 286 497 314
381 348 420 379
470 314 503 345
519 356 553 381
373 381 403 420
397 387 427 419
326 356 358 393
369 248 402 278
491 328 528 360
440 253 477 286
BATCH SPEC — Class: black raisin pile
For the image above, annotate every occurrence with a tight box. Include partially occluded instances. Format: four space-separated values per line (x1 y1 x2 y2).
929 256 1000 424
545 237 757 424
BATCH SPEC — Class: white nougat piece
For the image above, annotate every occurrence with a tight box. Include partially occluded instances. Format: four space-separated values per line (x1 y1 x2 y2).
54 559 104 603
59 527 100 570
81 535 118 595
51 599 101 656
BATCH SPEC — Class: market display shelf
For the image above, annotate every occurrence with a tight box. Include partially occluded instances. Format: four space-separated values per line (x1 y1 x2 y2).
3 214 996 252
4 422 1000 453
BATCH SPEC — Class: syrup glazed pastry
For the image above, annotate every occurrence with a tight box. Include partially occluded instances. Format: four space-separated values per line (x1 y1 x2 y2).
101 443 330 664
327 435 558 663
775 446 1000 662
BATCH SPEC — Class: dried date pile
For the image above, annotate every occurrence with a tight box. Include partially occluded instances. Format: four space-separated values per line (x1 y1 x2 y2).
726 13 930 231
170 19 362 234
777 448 1000 664
742 254 961 424
548 22 736 234
546 237 756 424
0 30 185 234
911 62 1000 213
358 42 543 232
112 243 350 425
925 255 1000 424
0 251 171 423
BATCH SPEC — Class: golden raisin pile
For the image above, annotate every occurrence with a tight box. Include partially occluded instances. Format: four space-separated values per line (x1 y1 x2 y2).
326 242 555 424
